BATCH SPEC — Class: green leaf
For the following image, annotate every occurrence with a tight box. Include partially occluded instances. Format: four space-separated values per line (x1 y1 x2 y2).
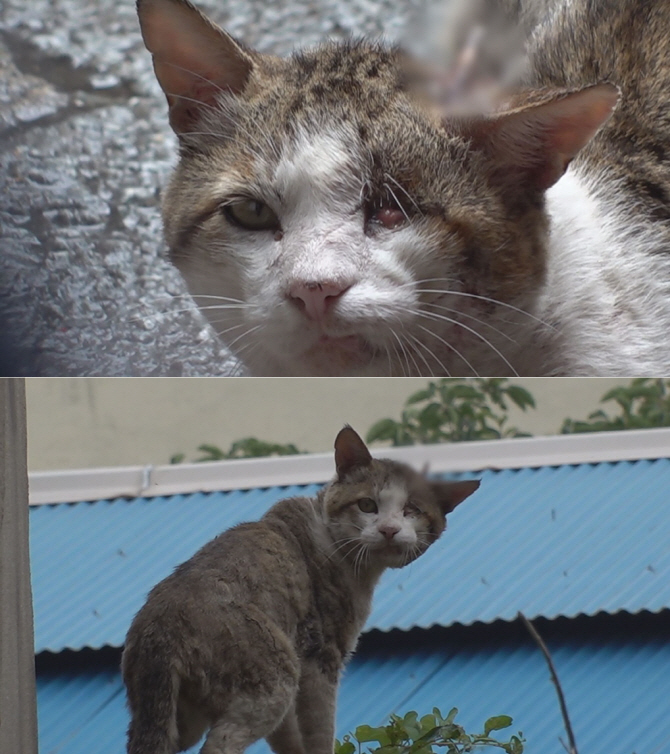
509 734 524 754
196 443 227 461
419 714 437 734
355 725 392 745
418 402 444 431
366 419 401 444
443 707 459 725
406 388 435 405
335 740 356 754
449 385 484 402
484 716 513 736
169 453 185 464
504 386 536 410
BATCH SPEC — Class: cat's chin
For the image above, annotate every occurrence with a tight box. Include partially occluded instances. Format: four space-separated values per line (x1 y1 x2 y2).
300 334 377 374
372 544 419 569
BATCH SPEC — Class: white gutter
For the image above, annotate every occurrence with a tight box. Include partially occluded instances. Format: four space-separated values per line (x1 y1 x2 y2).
28 427 670 505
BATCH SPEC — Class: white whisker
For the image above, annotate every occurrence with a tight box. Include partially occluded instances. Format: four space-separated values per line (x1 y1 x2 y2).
383 183 412 225
404 332 437 377
416 309 519 375
415 323 478 376
384 174 424 217
423 301 518 345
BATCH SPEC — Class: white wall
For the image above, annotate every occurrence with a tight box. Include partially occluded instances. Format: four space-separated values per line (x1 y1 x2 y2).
25 378 626 470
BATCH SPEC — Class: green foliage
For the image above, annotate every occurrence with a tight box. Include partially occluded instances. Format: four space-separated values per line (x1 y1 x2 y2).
365 379 536 446
334 708 524 754
170 438 305 464
561 378 670 434
172 377 670 465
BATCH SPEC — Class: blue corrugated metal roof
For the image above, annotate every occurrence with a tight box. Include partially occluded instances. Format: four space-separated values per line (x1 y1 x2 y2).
30 459 670 654
37 618 670 754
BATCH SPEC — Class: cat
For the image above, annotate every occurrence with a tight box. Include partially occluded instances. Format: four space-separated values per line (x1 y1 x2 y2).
136 0 670 376
121 426 479 754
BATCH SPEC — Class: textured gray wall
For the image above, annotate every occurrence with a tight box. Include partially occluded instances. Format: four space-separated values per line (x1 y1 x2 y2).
0 0 429 375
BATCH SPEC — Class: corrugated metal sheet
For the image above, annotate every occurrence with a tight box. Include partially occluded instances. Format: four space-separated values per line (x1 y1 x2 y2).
37 621 670 754
30 459 670 654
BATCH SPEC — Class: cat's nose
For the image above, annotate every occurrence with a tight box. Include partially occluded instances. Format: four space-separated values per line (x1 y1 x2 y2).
379 525 400 540
288 281 349 321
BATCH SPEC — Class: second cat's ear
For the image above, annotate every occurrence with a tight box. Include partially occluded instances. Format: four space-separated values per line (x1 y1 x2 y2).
448 83 619 192
334 426 373 478
430 479 480 515
137 0 256 134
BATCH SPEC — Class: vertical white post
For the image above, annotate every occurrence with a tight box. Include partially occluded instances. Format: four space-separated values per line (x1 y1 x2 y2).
0 378 38 754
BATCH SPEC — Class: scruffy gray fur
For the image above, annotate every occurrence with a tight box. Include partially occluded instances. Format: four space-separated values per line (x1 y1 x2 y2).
122 427 479 754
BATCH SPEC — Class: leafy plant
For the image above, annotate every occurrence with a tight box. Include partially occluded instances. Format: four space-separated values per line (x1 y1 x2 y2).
560 378 670 433
365 379 536 446
170 438 305 464
335 708 524 754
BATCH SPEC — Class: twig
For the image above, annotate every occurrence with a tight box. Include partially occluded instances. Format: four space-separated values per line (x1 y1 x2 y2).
518 612 578 754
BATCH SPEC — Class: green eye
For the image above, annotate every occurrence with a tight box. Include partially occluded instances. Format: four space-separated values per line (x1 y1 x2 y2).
357 497 378 514
223 199 280 231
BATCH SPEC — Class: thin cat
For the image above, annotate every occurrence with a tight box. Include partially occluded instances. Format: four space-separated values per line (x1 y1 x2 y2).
137 0 670 376
122 426 479 754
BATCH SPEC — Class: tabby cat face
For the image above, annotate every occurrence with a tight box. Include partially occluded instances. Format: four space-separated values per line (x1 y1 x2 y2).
323 426 479 569
138 0 617 376
324 465 449 569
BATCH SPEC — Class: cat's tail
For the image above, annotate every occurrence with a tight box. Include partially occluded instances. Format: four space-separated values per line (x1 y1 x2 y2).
122 634 181 754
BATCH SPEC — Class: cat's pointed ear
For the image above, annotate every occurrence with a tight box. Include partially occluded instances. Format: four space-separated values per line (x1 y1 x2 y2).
430 479 480 515
450 83 619 192
334 426 373 478
137 0 255 133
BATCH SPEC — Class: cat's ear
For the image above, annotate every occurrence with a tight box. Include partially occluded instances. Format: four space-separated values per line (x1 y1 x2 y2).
430 479 480 515
449 83 619 192
137 0 255 134
334 426 373 477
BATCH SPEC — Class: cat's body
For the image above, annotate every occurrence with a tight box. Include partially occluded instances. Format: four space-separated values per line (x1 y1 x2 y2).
122 427 479 754
138 0 670 376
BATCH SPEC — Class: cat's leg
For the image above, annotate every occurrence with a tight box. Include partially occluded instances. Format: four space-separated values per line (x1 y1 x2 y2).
201 668 300 754
200 689 298 754
295 660 338 754
266 705 306 754
199 722 256 754
176 691 210 751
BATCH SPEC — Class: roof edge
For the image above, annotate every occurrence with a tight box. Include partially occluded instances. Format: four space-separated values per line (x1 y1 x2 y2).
35 606 670 655
29 427 670 505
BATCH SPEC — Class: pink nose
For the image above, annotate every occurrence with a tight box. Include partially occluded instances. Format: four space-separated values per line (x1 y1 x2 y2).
288 281 349 321
379 525 400 541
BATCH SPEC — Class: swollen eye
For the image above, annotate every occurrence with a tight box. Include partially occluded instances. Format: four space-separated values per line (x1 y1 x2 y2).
372 206 406 229
357 497 378 514
223 199 280 231
364 196 408 234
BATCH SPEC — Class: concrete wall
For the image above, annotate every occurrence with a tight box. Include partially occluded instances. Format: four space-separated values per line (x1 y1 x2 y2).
0 379 38 753
25 378 627 470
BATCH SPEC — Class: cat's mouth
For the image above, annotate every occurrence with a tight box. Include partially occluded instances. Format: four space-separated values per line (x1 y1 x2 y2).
375 542 412 563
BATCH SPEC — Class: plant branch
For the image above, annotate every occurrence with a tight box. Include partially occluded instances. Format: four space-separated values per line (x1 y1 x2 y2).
518 612 578 754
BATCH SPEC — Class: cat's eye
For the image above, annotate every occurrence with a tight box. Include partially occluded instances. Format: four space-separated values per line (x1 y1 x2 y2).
404 503 421 517
364 195 408 234
370 205 407 230
357 497 378 514
223 199 280 231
